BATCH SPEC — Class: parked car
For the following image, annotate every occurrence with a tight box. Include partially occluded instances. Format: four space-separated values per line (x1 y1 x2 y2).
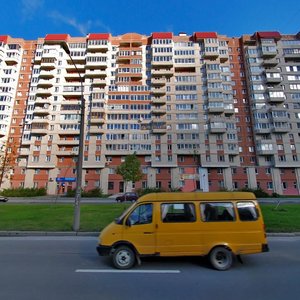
116 192 138 202
0 196 8 202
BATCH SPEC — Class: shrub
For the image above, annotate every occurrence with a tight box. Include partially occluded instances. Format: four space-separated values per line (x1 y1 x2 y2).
0 187 47 197
136 187 165 197
65 188 104 198
239 187 269 198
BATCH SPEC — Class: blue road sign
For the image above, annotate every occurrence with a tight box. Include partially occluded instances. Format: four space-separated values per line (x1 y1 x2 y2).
56 177 76 182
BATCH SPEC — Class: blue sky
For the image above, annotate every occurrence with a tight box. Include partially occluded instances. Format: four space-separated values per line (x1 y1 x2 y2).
1 0 300 39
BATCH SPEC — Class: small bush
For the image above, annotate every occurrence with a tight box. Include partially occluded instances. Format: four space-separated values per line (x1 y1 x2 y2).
65 188 104 198
0 187 47 197
136 187 165 197
239 187 269 198
169 187 182 192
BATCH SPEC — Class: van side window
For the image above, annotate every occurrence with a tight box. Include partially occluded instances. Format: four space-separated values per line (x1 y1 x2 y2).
161 203 196 223
201 202 235 222
237 202 259 221
128 204 153 225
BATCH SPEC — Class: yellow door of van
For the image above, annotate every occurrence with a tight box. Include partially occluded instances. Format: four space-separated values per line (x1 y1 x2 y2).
156 202 203 255
123 203 156 255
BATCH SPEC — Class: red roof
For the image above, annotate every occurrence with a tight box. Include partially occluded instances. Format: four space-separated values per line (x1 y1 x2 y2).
257 31 281 39
0 35 9 43
194 32 218 39
88 33 110 40
44 34 69 41
152 32 173 39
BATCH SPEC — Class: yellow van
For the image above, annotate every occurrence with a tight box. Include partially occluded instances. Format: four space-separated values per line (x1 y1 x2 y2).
97 192 269 271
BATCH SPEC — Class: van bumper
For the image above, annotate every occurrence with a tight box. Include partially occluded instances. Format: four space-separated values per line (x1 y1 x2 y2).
262 243 269 252
96 245 112 256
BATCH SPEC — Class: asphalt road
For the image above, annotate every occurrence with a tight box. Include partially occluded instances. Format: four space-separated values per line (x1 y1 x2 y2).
0 236 299 300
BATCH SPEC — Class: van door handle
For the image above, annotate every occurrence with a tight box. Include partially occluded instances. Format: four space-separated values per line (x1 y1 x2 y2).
143 232 154 234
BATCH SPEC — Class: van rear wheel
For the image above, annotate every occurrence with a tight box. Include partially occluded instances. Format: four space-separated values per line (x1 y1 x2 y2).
112 246 136 269
209 247 233 271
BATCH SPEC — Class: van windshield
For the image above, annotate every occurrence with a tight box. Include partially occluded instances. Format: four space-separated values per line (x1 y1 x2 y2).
115 203 136 225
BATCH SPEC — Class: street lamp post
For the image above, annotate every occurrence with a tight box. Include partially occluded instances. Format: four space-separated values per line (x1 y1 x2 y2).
60 42 85 231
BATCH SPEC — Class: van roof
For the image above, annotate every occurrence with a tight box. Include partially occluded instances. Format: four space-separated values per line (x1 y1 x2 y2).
137 192 256 203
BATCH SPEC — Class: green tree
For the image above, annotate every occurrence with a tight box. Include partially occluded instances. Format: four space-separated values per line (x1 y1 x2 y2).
116 153 143 193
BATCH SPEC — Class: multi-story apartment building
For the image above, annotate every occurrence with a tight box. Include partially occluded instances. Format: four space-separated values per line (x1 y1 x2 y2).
1 31 300 195
0 36 36 189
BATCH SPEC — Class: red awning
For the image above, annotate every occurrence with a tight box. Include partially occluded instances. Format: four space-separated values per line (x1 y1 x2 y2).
0 35 9 43
257 31 281 39
152 32 173 39
44 34 69 41
88 33 110 40
194 32 218 39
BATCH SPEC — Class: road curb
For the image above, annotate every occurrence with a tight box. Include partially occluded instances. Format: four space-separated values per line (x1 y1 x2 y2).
0 231 299 237
0 231 98 237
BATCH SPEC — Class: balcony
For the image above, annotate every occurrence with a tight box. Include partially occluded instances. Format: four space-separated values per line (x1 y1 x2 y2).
151 107 166 115
262 58 278 67
39 70 55 78
63 86 83 97
203 49 219 59
40 58 56 69
87 42 108 52
151 122 167 134
265 73 282 84
85 69 107 77
256 142 276 155
31 127 48 135
86 56 107 68
151 78 166 86
151 56 173 67
56 150 77 156
209 121 227 133
283 48 300 59
57 139 79 146
5 53 19 65
152 97 167 105
261 47 277 58
272 122 290 133
37 79 54 88
36 88 52 97
207 104 224 114
35 97 52 105
90 116 105 124
151 86 166 96
31 118 49 125
33 107 50 115
88 126 105 135
268 91 286 103
58 129 80 135
91 78 107 86
151 68 173 77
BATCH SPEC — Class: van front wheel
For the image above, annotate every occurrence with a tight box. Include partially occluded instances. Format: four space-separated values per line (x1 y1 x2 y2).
112 246 136 269
209 247 233 271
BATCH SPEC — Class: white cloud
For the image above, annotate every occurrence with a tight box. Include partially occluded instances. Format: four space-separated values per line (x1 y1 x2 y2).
48 11 90 35
21 0 44 20
48 11 111 36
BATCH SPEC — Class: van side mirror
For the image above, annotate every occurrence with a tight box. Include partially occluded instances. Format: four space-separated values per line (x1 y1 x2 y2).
125 218 131 227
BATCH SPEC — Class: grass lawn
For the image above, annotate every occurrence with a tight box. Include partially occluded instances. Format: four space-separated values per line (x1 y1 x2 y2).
0 203 130 232
0 203 299 232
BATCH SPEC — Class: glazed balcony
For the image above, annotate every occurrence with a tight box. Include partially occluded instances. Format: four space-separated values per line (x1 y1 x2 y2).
152 97 167 105
151 68 173 77
33 107 50 116
261 46 277 57
151 86 166 96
